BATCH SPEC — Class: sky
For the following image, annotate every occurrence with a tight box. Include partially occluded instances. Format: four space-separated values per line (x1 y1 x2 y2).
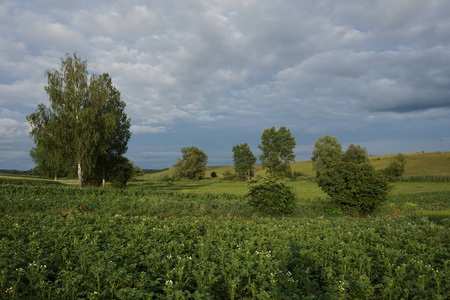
1 0 449 170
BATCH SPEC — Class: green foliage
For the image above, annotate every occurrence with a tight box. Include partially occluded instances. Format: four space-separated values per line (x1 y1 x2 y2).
318 160 391 215
342 144 369 164
133 166 144 177
0 184 448 299
210 171 218 178
0 177 64 186
313 137 391 215
110 158 134 188
173 146 208 180
245 176 296 215
26 53 131 188
394 175 450 182
382 153 407 180
221 170 237 181
232 143 257 180
258 126 296 176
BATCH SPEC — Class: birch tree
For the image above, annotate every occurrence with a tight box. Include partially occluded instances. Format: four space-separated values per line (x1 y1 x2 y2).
232 143 257 180
27 53 131 188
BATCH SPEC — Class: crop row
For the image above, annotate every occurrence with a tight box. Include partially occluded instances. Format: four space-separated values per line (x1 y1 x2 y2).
1 214 448 299
1 184 449 299
2 184 449 220
394 175 450 183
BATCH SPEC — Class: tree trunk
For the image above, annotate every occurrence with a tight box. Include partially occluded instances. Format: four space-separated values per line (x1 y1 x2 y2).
77 162 83 188
102 178 106 188
54 173 58 181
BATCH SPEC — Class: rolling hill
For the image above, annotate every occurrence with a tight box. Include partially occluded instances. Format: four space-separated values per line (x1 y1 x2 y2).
145 152 450 180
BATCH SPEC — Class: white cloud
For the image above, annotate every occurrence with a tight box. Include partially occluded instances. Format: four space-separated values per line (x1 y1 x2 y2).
130 125 167 134
1 0 450 168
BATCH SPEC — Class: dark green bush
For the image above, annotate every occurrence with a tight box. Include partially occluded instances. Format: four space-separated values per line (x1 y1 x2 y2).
318 161 391 216
110 159 134 188
245 176 296 215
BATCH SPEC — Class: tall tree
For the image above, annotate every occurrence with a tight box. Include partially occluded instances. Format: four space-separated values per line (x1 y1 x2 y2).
258 126 296 175
311 134 343 176
27 104 69 181
342 144 369 164
86 73 131 187
173 146 208 180
27 53 131 188
232 143 257 180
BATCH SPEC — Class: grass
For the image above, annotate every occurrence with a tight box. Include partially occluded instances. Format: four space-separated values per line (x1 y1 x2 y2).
128 178 450 197
146 151 450 181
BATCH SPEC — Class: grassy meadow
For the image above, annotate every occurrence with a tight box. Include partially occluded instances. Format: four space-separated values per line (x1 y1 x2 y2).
0 151 449 299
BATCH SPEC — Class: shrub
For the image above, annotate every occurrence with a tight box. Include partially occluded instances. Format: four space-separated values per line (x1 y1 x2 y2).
382 153 406 181
245 176 296 215
210 171 218 178
110 159 134 188
222 170 237 181
318 160 391 216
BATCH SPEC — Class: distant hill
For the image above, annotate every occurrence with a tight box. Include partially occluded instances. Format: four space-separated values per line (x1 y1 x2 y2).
143 152 450 180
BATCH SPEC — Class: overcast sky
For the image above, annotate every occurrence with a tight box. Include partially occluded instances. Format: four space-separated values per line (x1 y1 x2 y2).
1 0 449 170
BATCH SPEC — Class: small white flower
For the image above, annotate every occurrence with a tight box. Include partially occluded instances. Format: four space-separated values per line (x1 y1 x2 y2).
166 280 173 285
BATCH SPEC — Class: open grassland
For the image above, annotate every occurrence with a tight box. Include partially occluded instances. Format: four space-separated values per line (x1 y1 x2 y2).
145 151 450 180
1 176 449 299
369 152 450 176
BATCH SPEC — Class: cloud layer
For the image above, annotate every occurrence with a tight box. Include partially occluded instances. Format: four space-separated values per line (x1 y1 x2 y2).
1 0 449 169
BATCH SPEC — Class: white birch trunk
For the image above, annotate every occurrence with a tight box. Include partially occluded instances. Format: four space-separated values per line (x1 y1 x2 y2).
77 162 83 188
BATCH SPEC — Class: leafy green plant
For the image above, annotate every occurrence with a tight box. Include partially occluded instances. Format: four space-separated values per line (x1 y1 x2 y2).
382 153 407 181
318 160 391 215
245 176 296 215
222 170 237 181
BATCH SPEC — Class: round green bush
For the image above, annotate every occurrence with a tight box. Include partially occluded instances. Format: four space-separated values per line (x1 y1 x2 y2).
317 160 391 215
245 176 296 215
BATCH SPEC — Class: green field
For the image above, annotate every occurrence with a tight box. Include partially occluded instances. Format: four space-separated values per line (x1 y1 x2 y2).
1 170 449 299
1 152 449 299
144 151 450 180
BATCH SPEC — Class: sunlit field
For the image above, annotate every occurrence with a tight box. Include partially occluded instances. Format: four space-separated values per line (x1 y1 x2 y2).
1 170 449 298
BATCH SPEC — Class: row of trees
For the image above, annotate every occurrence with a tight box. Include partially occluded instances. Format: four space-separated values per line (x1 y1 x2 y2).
173 130 403 215
172 126 296 180
27 53 133 188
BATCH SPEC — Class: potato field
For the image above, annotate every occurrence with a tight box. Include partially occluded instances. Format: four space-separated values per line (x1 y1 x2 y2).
0 179 449 299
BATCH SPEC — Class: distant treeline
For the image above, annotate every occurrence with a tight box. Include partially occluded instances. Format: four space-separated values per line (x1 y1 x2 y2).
142 168 169 174
0 169 34 175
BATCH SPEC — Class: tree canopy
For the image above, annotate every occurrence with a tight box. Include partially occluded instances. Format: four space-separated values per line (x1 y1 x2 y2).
173 146 208 180
258 126 296 176
311 134 343 176
27 53 131 188
232 143 257 180
382 153 407 180
312 136 390 215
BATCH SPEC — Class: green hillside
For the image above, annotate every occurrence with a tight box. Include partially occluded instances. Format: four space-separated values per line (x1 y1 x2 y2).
146 152 450 180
